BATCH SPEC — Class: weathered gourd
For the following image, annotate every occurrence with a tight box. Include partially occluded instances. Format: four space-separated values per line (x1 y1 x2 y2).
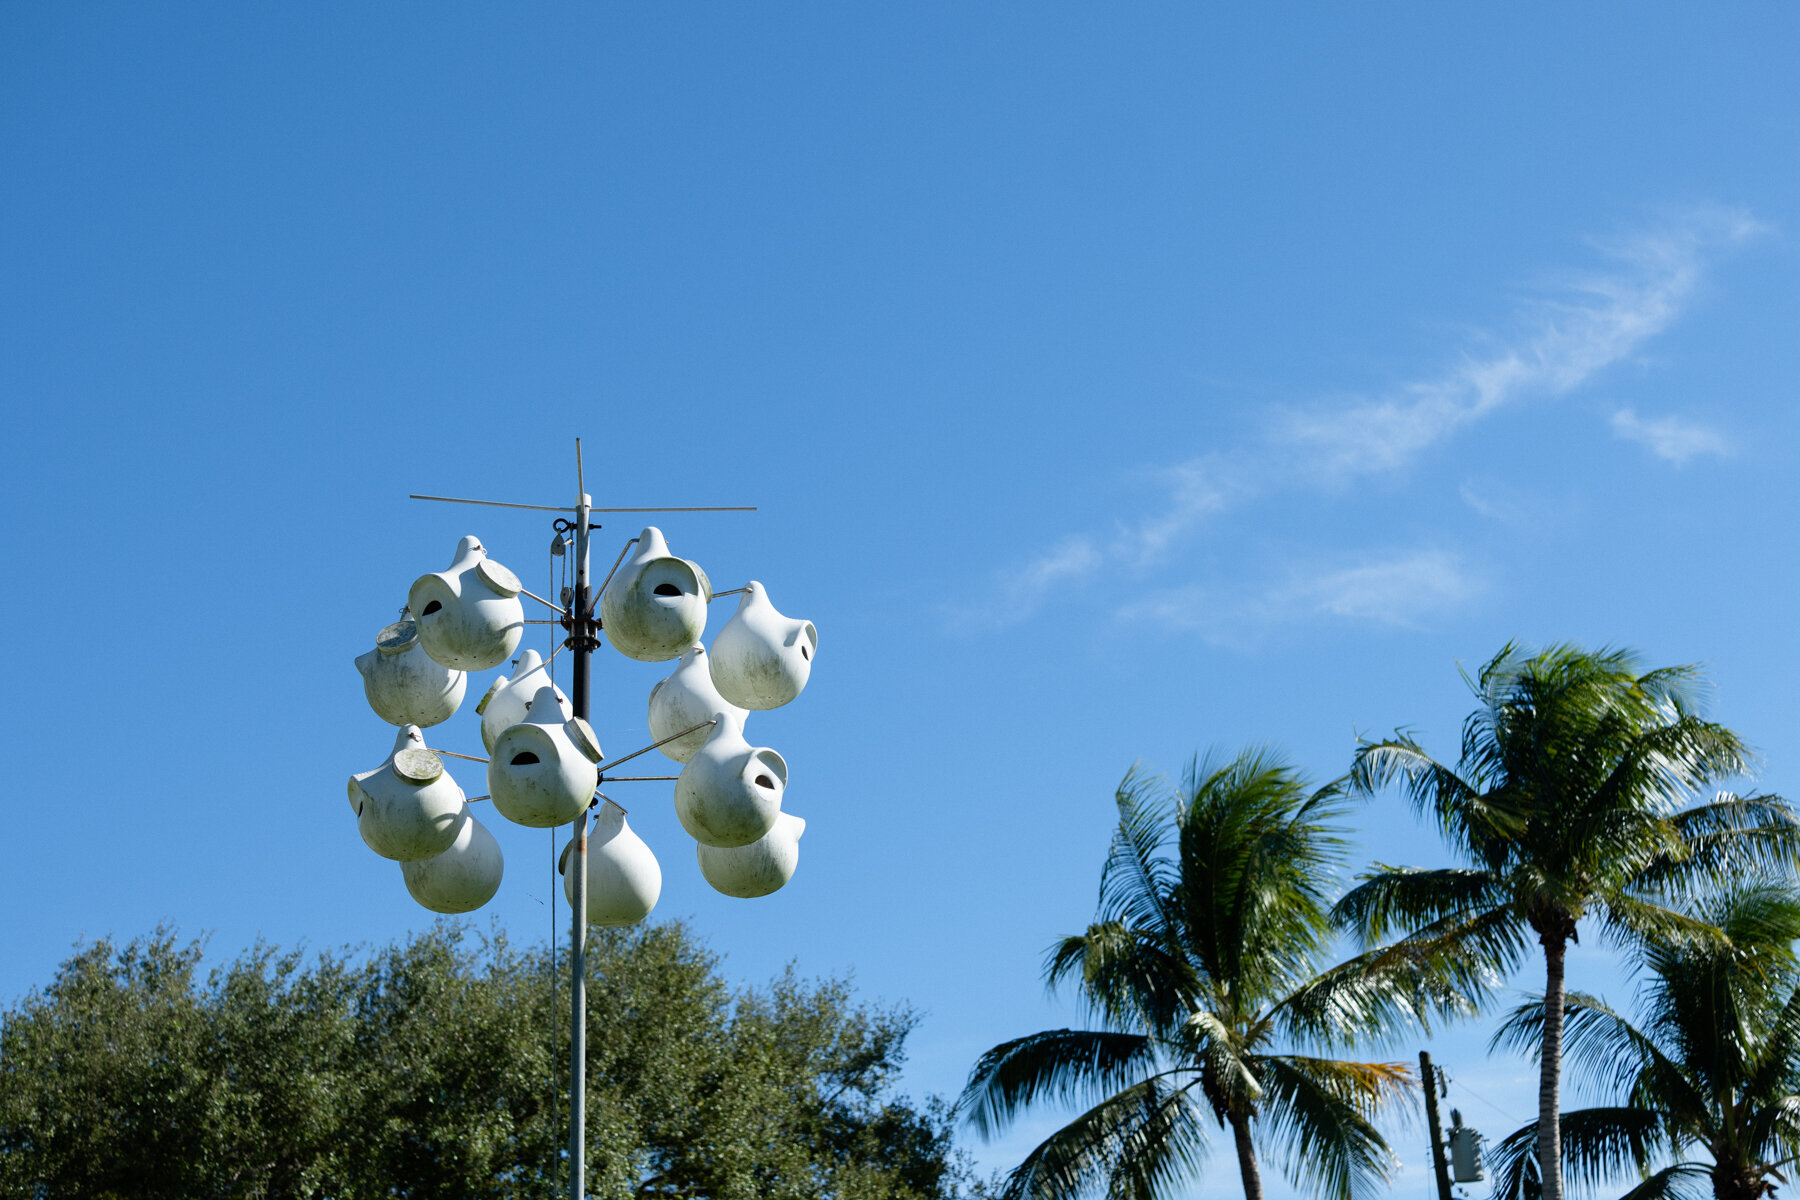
697 812 805 898
599 527 710 662
708 582 816 710
488 684 601 828
354 617 466 728
673 716 787 848
401 810 504 913
408 535 525 671
348 726 467 861
477 649 571 754
559 802 661 926
647 645 747 763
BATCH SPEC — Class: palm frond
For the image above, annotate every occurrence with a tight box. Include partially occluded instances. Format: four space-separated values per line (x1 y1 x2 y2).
1345 894 1527 1007
1101 1080 1215 1200
1270 939 1478 1048
1485 1116 1542 1200
1097 766 1181 937
1254 1055 1406 1200
1348 738 1521 849
1615 1163 1714 1200
1739 1093 1800 1170
1598 894 1727 953
1562 1115 1670 1194
1180 1009 1262 1110
1588 718 1753 823
1174 748 1343 1006
1486 1108 1665 1200
997 1077 1208 1200
1331 866 1506 947
1045 922 1197 1036
960 1028 1162 1139
1489 992 1695 1114
1628 660 1709 717
1746 986 1800 1101
1635 793 1800 895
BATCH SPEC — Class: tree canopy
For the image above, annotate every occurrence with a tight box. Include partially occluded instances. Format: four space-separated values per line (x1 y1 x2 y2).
961 750 1428 1200
1335 643 1799 1200
1486 885 1800 1200
0 921 980 1200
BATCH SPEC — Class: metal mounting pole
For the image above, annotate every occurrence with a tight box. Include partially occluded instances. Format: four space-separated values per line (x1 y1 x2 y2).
567 488 595 1200
403 446 760 1200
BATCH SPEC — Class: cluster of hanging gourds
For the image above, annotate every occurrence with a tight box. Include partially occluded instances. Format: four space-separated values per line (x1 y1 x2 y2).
349 528 817 924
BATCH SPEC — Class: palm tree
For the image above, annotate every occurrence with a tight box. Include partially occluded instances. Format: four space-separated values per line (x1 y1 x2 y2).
960 749 1444 1200
1486 885 1800 1200
1333 643 1799 1200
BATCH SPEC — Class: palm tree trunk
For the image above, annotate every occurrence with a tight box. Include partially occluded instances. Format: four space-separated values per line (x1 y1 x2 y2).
1538 933 1568 1200
1230 1111 1264 1200
1712 1159 1770 1200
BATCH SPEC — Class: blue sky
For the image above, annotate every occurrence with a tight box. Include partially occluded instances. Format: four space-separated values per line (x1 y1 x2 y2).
4 5 1799 1197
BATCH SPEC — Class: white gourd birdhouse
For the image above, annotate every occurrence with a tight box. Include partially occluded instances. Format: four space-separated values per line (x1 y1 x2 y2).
477 649 572 754
408 535 526 671
673 715 787 848
401 810 504 914
354 617 467 728
599 527 711 662
697 812 805 899
647 645 747 763
558 802 662 926
488 684 602 828
348 726 468 862
708 582 816 710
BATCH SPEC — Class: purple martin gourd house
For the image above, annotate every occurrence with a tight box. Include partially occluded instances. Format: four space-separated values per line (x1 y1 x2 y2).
355 618 466 728
345 493 818 922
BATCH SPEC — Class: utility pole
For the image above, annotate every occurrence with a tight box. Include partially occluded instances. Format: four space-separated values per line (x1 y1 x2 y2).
1421 1051 1453 1200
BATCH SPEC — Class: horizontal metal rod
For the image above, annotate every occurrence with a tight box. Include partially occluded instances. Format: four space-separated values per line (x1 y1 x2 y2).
600 775 680 782
410 493 574 512
524 619 561 625
587 538 638 617
589 505 756 513
518 586 567 615
592 791 627 815
431 748 491 764
466 794 490 802
710 587 749 600
410 495 755 515
596 719 716 772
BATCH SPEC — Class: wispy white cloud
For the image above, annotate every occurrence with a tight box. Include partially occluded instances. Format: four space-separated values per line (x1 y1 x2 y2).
1012 535 1101 606
1610 407 1733 465
945 534 1100 630
1459 478 1525 525
1288 550 1482 624
1117 549 1483 648
969 207 1762 635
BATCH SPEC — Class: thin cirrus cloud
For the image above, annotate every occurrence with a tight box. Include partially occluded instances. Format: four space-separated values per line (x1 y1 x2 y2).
966 206 1762 635
1117 549 1483 649
1610 407 1733 465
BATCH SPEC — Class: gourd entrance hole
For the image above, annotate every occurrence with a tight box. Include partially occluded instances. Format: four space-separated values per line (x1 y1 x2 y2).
421 600 443 616
754 774 776 789
653 583 683 597
800 645 810 660
510 751 541 766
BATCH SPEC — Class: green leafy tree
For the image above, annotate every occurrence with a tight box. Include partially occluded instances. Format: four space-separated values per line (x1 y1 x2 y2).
1485 886 1800 1200
960 750 1435 1200
0 921 981 1200
1333 644 1800 1200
